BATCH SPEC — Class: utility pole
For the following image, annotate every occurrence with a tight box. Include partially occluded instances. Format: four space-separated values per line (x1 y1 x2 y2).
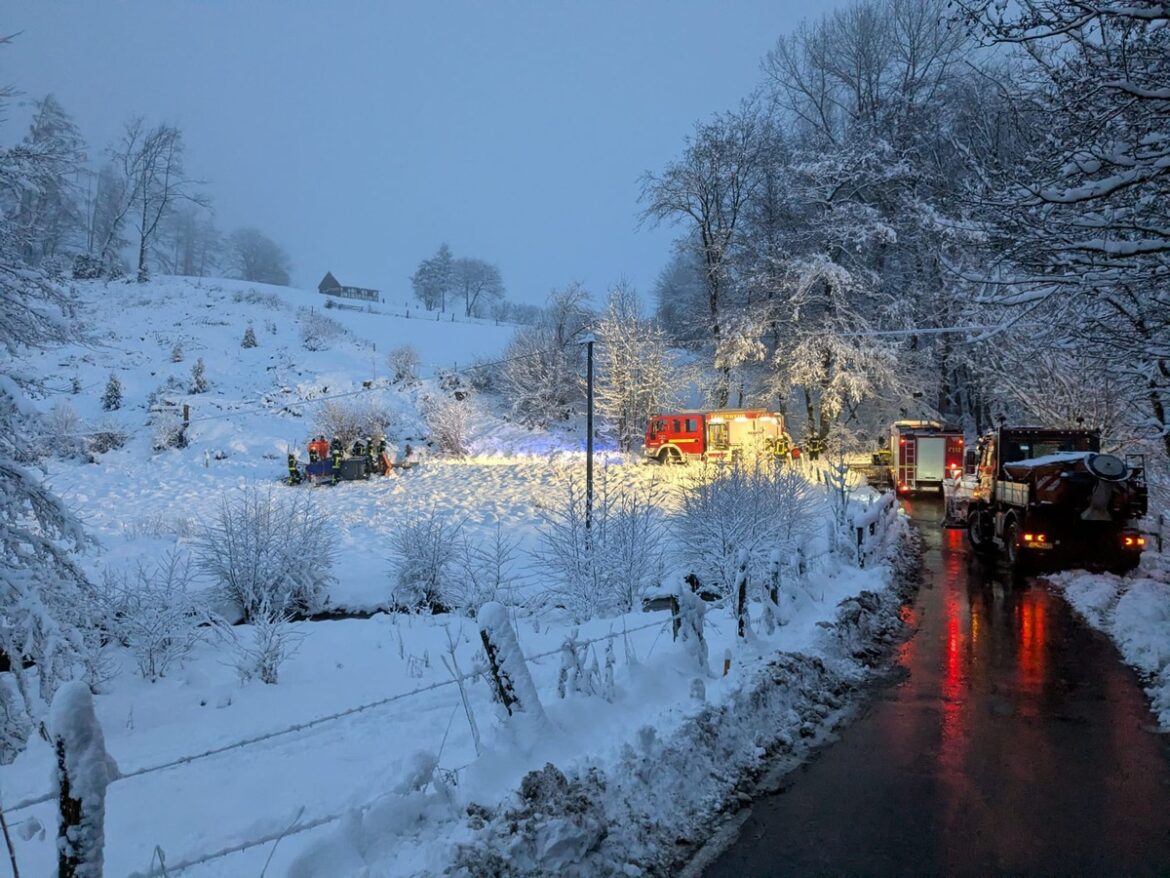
580 335 596 537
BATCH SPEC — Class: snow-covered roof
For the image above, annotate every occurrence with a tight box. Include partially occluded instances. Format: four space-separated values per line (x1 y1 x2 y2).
1003 451 1091 468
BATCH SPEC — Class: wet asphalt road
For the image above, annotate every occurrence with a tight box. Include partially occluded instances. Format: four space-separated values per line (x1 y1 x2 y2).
705 497 1170 877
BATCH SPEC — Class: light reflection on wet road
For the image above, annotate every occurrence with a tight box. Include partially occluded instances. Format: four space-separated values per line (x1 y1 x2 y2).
705 497 1170 876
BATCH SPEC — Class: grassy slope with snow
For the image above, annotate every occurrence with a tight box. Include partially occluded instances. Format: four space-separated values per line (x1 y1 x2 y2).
5 276 908 877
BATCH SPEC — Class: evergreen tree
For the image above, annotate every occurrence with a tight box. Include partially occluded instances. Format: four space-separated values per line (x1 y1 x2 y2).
101 373 122 411
170 341 183 363
190 357 208 393
242 325 258 348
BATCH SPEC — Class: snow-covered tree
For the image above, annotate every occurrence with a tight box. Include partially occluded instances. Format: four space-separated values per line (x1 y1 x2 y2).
241 324 258 348
595 282 675 452
640 105 768 404
410 243 455 312
0 60 92 747
100 373 122 411
155 203 220 277
452 257 505 317
189 357 208 393
226 227 291 285
108 118 206 283
502 283 592 427
11 94 87 269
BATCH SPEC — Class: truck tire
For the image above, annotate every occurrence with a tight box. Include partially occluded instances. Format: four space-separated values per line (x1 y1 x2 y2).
658 447 683 465
967 510 994 554
1003 518 1031 575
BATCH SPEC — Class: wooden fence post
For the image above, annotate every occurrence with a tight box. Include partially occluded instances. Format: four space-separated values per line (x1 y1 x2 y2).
51 682 115 878
477 602 548 729
735 552 750 639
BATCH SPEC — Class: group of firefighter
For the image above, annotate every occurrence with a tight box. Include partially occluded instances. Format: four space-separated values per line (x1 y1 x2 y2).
286 435 400 485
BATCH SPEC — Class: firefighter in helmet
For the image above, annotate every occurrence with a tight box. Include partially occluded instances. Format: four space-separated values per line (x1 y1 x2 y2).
330 437 343 485
286 451 302 485
365 436 376 475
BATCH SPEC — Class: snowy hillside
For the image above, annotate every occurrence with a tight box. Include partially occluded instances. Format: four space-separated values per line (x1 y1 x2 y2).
3 275 914 877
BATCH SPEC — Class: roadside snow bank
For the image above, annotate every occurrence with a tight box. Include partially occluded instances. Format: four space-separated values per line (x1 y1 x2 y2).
289 524 919 877
1051 556 1170 728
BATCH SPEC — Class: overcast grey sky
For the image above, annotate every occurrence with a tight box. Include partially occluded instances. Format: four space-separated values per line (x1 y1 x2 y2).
6 1 831 305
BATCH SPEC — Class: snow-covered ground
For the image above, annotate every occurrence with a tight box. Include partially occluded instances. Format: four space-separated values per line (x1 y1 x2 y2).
1050 541 1170 730
4 276 915 876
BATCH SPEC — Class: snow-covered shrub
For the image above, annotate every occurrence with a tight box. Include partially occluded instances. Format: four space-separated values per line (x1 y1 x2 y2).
44 402 85 459
387 344 420 384
241 324 258 348
101 550 203 681
423 392 475 457
538 469 666 621
233 289 284 309
189 357 209 394
0 673 32 765
169 341 184 363
50 681 117 878
676 459 825 596
299 310 345 351
226 601 302 685
195 486 337 621
83 420 128 456
312 399 391 449
449 524 520 612
100 373 121 411
150 410 186 451
389 505 463 612
71 254 103 280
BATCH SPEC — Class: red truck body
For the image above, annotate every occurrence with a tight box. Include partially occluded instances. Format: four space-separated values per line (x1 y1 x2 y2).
644 409 788 463
891 420 964 495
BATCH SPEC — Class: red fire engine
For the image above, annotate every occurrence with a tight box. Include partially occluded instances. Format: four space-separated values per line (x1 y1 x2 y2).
890 420 964 495
644 409 790 463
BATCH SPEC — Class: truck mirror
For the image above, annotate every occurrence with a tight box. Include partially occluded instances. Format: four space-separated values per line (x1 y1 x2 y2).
964 449 977 471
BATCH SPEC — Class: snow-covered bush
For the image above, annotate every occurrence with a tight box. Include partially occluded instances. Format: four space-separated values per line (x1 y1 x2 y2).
195 486 337 621
423 392 475 457
312 399 391 449
389 505 464 612
676 459 825 596
83 420 128 456
169 341 183 363
538 469 666 621
100 373 121 411
387 344 420 384
299 309 345 351
189 357 209 394
449 524 521 612
241 324 258 348
224 601 302 685
0 673 32 765
43 402 85 459
51 681 116 878
150 410 186 451
101 550 203 681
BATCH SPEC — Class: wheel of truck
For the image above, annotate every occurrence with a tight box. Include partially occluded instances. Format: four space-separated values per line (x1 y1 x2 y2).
1003 518 1030 575
967 510 994 554
658 447 683 465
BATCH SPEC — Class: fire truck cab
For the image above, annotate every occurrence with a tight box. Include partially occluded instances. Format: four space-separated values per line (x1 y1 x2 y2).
890 420 965 495
644 409 789 464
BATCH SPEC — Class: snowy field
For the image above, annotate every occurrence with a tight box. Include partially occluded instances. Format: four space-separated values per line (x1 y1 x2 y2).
4 277 912 876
